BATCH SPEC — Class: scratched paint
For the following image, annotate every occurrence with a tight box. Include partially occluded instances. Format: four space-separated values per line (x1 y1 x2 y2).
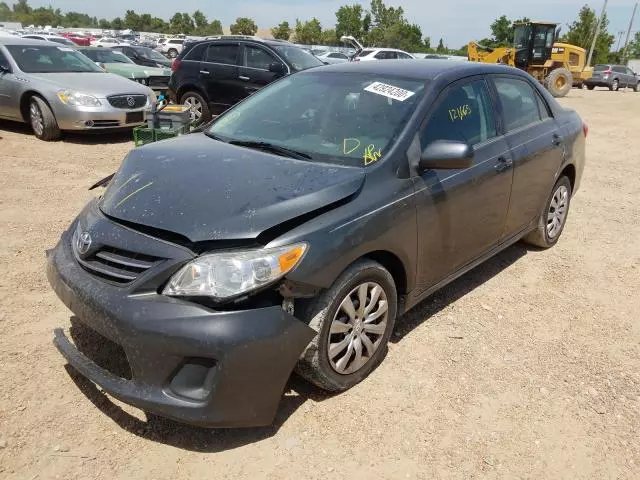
115 182 154 208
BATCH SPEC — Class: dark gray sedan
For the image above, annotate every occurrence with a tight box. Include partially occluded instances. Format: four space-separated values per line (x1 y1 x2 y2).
47 60 586 427
0 38 155 140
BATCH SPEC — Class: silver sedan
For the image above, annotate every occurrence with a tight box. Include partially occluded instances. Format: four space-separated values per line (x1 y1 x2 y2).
0 37 154 140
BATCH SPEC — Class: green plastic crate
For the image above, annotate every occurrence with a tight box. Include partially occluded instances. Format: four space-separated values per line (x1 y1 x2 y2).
133 125 191 147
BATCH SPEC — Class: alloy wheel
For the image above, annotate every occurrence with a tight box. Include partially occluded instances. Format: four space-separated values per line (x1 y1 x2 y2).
183 96 202 122
328 282 389 375
547 185 569 239
29 101 44 136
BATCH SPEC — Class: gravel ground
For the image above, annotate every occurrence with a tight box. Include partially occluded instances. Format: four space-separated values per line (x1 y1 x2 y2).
0 89 639 480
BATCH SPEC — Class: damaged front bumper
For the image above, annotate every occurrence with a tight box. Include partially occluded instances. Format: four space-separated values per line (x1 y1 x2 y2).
46 214 315 428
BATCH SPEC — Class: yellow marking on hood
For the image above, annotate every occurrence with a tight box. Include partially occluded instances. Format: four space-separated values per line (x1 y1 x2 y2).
115 182 154 208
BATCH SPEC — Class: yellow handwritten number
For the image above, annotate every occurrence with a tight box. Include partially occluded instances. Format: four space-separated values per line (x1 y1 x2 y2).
363 144 382 165
448 104 472 122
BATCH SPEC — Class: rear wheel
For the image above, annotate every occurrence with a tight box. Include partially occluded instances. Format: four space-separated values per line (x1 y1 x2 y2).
609 79 619 91
634 82 639 92
545 68 573 98
523 176 572 248
587 85 595 90
295 259 398 392
29 96 61 141
180 91 211 124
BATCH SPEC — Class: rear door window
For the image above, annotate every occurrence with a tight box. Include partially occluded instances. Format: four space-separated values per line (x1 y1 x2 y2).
184 43 207 61
612 66 625 74
205 44 240 65
594 65 609 71
421 79 497 147
493 77 544 131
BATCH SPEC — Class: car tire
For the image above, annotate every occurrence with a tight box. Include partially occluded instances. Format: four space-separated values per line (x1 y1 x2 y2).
634 82 640 92
545 68 573 97
295 259 398 392
29 96 61 141
168 49 178 59
609 79 619 91
586 85 595 90
180 91 211 124
523 176 572 249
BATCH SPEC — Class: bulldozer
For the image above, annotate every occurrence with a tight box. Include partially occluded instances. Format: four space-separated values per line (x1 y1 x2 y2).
468 21 593 97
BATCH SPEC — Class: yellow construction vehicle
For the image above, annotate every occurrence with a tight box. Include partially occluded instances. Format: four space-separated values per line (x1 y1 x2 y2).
468 21 593 97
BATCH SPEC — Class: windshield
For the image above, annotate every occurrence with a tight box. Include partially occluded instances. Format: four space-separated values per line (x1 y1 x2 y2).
80 48 134 64
208 72 426 166
272 45 323 71
7 45 103 73
513 25 531 49
134 46 167 61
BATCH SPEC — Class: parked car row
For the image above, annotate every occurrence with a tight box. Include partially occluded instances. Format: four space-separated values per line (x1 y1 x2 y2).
585 64 639 91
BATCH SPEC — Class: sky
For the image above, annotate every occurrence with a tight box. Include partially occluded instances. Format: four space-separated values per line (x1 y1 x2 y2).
20 0 640 48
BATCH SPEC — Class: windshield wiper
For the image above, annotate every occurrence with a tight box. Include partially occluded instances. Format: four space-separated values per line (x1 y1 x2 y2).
229 140 312 160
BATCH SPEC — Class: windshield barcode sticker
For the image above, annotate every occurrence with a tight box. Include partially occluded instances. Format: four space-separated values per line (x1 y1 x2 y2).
364 82 415 102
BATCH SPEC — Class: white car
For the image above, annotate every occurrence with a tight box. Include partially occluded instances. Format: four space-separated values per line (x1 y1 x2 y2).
354 48 415 61
159 38 185 58
316 51 350 64
91 37 120 47
22 34 76 47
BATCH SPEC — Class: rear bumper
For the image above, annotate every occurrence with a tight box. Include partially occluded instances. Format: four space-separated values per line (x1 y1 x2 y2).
47 226 316 427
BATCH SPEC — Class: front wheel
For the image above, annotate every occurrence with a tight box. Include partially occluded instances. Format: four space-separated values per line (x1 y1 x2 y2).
634 82 640 92
29 96 61 141
587 85 595 90
610 79 619 91
523 176 572 248
545 68 573 97
180 91 211 124
295 259 398 392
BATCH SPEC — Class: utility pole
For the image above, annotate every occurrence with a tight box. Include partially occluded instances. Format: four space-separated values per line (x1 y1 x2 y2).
621 1 639 62
616 30 625 51
587 0 608 67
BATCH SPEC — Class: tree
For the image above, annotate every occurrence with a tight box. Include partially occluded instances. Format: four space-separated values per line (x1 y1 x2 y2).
209 19 223 35
436 38 446 53
424 36 431 50
335 4 367 40
271 21 291 40
12 0 31 23
150 17 169 32
490 15 511 46
98 18 111 30
0 2 13 21
230 17 258 35
169 12 194 35
111 17 124 30
321 28 339 45
193 10 207 31
124 10 141 31
628 31 640 59
563 5 614 65
294 18 322 45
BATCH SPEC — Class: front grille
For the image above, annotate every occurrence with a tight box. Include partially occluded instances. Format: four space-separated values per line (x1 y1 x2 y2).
75 244 164 284
147 76 169 89
107 94 147 109
69 318 132 380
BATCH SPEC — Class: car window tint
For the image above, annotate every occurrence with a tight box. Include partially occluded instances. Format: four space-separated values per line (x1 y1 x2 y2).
0 49 10 69
421 80 497 148
612 66 625 73
535 93 551 120
205 44 239 65
374 51 387 59
245 45 276 70
184 43 207 61
494 77 542 131
358 49 374 57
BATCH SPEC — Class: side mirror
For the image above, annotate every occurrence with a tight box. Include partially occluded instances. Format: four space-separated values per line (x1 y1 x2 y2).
419 140 474 172
268 62 286 75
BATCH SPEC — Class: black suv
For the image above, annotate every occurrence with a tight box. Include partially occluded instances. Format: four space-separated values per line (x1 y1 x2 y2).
168 38 324 122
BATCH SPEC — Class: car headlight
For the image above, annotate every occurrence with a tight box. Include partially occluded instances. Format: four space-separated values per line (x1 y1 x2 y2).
163 243 307 299
57 90 101 107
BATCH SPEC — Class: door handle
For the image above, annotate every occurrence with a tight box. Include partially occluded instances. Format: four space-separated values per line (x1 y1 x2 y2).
494 157 513 173
552 133 562 146
239 75 251 81
199 70 210 75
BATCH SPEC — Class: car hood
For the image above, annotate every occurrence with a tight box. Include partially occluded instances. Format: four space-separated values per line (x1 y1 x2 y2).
99 134 365 243
27 72 153 97
103 63 170 77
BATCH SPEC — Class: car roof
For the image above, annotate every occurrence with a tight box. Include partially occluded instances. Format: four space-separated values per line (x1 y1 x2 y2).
0 37 53 46
307 59 529 82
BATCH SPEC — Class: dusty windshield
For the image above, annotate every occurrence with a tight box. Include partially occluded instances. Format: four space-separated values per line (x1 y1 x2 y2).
272 45 323 71
80 49 134 64
208 72 426 166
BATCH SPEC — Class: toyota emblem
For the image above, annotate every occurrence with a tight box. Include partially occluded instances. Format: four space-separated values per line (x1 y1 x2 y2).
126 96 136 107
76 231 92 255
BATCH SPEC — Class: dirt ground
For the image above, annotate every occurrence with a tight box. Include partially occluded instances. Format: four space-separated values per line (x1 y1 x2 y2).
0 89 639 480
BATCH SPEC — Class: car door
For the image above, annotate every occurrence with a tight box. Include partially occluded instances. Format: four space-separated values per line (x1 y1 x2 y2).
490 75 565 236
0 48 22 120
612 66 626 87
626 67 637 88
413 76 513 291
238 43 285 97
199 42 243 113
